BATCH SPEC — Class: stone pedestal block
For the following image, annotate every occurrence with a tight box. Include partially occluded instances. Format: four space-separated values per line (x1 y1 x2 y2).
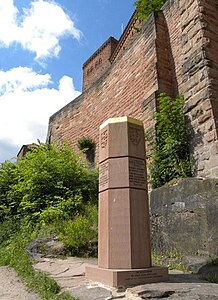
86 265 169 288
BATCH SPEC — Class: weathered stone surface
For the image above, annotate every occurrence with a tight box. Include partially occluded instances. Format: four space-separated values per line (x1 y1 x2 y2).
34 257 218 300
182 255 211 273
150 178 218 257
27 236 66 259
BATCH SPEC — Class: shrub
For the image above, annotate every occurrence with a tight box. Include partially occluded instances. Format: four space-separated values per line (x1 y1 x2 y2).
59 204 98 257
0 161 18 221
149 94 192 188
77 136 95 153
77 136 96 165
135 0 167 21
0 143 98 222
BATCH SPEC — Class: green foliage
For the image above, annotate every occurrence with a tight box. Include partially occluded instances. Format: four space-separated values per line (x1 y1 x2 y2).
0 218 20 244
152 251 187 272
0 161 18 221
77 136 95 153
0 143 98 222
59 204 98 257
0 143 98 298
202 273 218 284
135 0 167 21
77 137 96 165
149 94 192 188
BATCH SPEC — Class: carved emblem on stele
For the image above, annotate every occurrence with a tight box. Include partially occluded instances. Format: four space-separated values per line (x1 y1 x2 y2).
129 127 141 145
101 130 108 148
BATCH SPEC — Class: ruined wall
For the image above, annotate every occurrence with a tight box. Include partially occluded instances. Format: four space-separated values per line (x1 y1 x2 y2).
47 0 218 178
150 178 218 257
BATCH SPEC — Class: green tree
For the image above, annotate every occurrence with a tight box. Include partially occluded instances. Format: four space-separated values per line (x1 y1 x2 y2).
0 143 98 222
135 0 167 21
0 161 18 221
149 94 192 188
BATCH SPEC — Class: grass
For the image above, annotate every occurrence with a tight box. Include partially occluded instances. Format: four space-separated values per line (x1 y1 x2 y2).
202 273 218 284
152 251 218 284
152 251 187 272
208 258 218 266
0 204 98 300
0 231 78 300
201 258 218 284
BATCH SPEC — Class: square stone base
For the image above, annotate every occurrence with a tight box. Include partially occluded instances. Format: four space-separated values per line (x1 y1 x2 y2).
85 265 169 287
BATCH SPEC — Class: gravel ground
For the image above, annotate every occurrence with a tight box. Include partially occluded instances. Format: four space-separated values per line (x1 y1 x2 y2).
0 266 40 300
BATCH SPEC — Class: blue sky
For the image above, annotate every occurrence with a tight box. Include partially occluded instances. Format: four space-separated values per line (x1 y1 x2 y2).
0 0 135 163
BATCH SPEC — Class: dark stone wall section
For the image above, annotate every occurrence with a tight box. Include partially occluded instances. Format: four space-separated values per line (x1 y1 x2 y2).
150 178 218 257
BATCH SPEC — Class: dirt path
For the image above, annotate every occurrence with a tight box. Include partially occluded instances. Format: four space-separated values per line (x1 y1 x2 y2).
0 266 40 300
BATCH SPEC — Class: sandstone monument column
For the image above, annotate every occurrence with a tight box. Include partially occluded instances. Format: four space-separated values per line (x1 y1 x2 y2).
86 116 168 287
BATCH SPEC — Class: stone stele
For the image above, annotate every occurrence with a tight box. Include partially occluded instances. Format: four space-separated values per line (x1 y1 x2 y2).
86 116 168 287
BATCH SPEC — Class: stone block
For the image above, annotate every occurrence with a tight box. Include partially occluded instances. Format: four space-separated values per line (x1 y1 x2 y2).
99 157 147 192
99 117 146 163
98 189 151 269
86 265 168 288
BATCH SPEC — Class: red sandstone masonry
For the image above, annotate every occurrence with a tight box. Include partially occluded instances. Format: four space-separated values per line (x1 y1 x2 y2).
47 14 159 164
82 37 118 91
47 0 218 178
180 0 218 177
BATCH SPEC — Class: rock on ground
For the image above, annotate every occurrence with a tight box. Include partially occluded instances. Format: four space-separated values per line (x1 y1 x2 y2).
0 266 40 300
34 257 218 300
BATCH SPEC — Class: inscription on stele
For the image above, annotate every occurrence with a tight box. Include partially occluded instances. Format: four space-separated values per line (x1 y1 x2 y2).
129 158 146 188
99 161 109 190
125 270 164 282
101 130 108 149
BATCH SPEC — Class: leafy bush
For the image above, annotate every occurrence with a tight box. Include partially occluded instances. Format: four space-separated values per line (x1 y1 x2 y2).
0 143 98 222
0 142 98 298
77 136 95 153
0 218 20 244
0 161 19 221
135 0 167 21
77 136 96 165
149 94 192 188
59 204 98 257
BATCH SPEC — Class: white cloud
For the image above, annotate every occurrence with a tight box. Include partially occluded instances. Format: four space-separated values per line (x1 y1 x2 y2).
0 0 81 61
0 67 81 161
0 67 51 95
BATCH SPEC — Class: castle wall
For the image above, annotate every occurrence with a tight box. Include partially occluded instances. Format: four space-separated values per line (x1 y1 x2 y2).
180 0 218 177
47 0 218 178
82 37 118 91
200 0 218 177
47 14 160 163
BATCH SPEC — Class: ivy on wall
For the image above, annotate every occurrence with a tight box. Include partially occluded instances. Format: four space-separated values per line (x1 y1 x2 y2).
148 94 192 188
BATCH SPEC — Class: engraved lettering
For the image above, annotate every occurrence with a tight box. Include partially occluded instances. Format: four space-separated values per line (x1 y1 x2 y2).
99 161 109 190
101 130 108 148
129 158 146 188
